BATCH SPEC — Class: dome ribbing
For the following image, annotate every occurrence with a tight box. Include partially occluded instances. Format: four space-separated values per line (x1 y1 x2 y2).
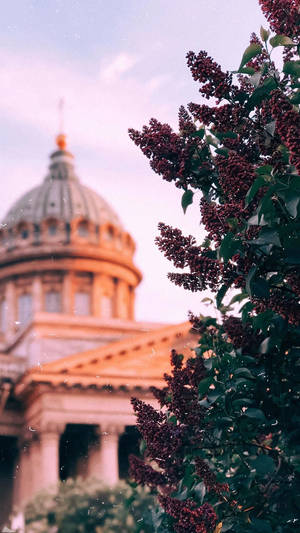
2 148 122 229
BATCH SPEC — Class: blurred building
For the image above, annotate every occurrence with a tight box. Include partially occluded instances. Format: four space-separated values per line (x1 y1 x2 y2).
0 135 196 527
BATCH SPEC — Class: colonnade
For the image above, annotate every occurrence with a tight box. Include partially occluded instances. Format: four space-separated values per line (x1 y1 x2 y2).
15 421 125 507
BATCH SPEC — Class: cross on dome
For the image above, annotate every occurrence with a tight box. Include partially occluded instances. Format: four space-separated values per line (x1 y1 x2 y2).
56 98 67 150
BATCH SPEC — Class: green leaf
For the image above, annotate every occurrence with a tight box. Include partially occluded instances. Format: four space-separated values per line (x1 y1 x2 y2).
245 176 267 206
191 128 205 139
284 240 300 264
278 189 300 218
254 228 281 247
194 481 206 503
234 368 255 379
206 392 220 405
270 34 295 47
256 164 273 176
241 301 254 322
181 189 194 214
244 408 266 422
251 277 270 298
290 89 300 104
139 438 147 455
219 232 242 263
238 43 262 71
216 284 229 309
215 148 229 156
253 310 274 334
259 336 274 354
205 134 218 147
245 266 257 296
260 26 270 42
249 70 263 88
198 377 214 396
235 66 256 75
232 398 254 408
249 518 272 533
252 455 276 475
246 77 277 110
283 60 300 77
229 292 248 306
214 130 237 140
220 519 234 532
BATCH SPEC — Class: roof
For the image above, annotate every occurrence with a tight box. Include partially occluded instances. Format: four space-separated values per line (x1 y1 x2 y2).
15 321 198 395
2 148 122 228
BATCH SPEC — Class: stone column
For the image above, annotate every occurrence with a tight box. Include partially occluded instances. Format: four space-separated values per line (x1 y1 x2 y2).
5 279 15 340
62 272 73 314
32 275 43 314
129 286 135 320
97 424 124 486
116 279 128 319
37 422 64 492
92 273 103 317
17 431 33 508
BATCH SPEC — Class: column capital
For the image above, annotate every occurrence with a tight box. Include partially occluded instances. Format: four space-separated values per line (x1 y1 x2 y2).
19 427 36 449
100 423 125 437
39 420 66 436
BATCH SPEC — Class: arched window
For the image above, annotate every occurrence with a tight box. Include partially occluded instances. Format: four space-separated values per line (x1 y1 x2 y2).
74 292 90 316
77 221 89 238
105 227 114 241
45 291 62 313
18 293 32 327
0 300 7 333
18 224 29 240
101 295 114 319
48 223 57 236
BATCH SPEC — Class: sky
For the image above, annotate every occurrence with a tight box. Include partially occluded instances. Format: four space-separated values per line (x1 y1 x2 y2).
0 0 267 323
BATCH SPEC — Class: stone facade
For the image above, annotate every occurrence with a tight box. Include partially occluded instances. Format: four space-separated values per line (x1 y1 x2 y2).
0 136 197 528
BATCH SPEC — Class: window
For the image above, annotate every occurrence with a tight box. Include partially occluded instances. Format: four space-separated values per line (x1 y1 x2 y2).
0 300 7 333
18 224 29 240
48 224 57 236
101 295 113 319
105 227 114 241
18 294 32 327
77 221 89 238
74 292 90 316
45 291 62 313
21 229 29 239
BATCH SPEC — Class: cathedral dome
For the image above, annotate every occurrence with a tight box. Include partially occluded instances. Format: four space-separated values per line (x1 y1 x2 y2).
3 145 122 230
0 135 141 347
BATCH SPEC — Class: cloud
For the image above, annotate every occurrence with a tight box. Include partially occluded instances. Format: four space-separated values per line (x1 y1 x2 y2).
0 48 173 155
100 52 138 83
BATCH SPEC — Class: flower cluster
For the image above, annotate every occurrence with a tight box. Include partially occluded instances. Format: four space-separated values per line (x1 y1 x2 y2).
188 102 242 132
156 223 222 291
158 496 217 533
178 105 197 136
269 89 300 173
200 198 245 245
131 398 185 470
128 455 167 488
254 291 300 325
222 316 255 350
195 457 229 495
129 118 199 189
155 223 198 268
258 0 300 36
216 153 256 202
186 50 233 101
